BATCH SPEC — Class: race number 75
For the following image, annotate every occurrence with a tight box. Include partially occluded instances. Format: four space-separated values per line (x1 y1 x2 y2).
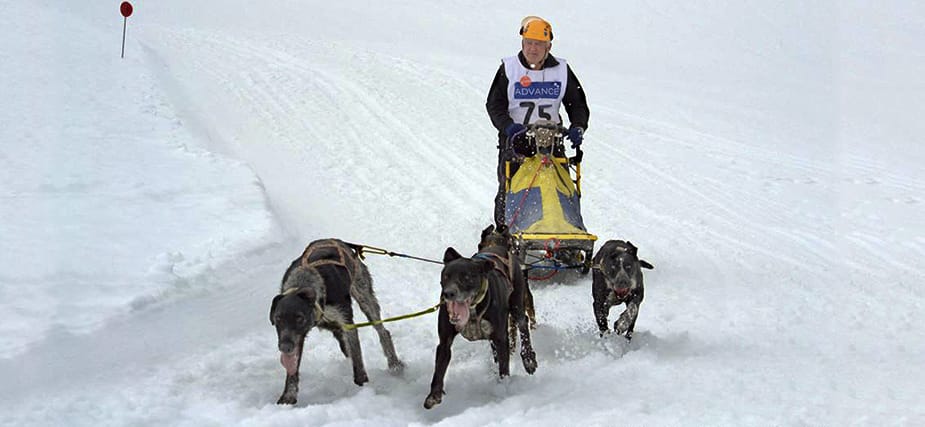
520 102 553 125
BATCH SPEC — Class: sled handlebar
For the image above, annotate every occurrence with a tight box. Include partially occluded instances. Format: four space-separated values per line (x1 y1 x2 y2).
524 122 581 161
526 122 569 134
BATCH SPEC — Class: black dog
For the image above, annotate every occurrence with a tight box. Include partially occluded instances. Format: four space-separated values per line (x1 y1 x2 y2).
424 225 537 409
269 239 403 405
592 240 654 340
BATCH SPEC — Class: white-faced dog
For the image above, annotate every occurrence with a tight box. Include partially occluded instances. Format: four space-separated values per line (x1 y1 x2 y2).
423 225 537 410
269 239 404 405
591 240 654 340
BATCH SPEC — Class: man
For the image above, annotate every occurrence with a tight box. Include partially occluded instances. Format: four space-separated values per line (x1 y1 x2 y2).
486 16 590 228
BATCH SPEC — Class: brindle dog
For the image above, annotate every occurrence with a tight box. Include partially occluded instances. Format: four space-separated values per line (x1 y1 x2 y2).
269 239 403 405
424 225 537 409
592 240 654 340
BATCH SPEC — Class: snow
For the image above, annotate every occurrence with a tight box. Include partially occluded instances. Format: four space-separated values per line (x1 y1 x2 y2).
1 0 923 425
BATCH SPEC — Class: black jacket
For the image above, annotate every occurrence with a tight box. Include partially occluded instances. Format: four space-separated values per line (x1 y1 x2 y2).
486 52 589 139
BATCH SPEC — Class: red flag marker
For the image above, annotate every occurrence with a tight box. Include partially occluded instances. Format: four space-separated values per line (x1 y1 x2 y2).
120 2 133 58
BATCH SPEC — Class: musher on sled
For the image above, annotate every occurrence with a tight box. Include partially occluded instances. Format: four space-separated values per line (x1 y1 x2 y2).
485 16 596 278
486 15 590 228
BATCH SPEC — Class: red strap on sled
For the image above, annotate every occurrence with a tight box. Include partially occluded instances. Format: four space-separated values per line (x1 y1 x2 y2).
507 156 552 229
543 238 560 258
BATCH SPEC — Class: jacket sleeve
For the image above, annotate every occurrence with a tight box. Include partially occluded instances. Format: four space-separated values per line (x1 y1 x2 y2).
563 65 589 131
486 63 513 135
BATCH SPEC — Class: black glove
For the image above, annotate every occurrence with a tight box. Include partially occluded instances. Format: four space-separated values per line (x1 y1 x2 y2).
505 123 525 138
566 126 584 149
504 123 533 156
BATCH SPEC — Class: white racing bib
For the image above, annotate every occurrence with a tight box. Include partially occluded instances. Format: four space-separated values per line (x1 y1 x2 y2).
503 55 568 126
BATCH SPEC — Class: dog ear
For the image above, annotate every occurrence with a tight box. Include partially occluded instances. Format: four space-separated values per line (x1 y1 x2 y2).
639 259 654 270
443 247 462 263
496 224 509 236
626 241 638 255
270 294 284 325
481 224 495 239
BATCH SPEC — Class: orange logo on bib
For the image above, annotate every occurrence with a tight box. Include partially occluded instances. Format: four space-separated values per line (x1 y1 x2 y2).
519 75 532 87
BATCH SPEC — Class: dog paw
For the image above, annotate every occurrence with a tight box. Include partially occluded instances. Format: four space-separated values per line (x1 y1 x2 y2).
353 372 369 386
523 355 538 375
388 360 406 375
614 317 631 335
276 394 297 405
423 391 444 409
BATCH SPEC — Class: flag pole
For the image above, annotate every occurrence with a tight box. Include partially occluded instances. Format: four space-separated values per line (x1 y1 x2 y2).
121 17 127 58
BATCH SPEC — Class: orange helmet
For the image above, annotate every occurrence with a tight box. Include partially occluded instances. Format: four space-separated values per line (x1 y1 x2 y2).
519 16 553 42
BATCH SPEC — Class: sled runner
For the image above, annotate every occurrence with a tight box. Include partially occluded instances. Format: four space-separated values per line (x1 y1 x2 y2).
503 121 597 279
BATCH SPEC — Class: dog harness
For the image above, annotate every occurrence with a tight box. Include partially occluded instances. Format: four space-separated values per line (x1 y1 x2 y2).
473 251 515 286
278 241 363 324
299 241 362 283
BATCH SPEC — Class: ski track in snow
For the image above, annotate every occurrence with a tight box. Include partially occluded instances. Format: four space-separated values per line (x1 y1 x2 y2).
145 27 495 240
590 103 923 278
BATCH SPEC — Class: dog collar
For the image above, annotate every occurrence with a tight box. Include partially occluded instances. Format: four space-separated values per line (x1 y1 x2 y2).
471 278 489 307
279 288 326 322
474 252 514 283
469 278 492 329
443 278 489 308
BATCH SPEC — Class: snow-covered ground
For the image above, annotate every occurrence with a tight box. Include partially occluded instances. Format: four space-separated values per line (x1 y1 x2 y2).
1 1 923 425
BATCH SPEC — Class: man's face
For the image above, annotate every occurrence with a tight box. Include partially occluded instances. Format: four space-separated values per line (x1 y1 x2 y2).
522 38 551 68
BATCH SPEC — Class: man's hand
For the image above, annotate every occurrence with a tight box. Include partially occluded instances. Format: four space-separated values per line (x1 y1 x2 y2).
505 123 526 140
566 126 584 149
505 123 532 155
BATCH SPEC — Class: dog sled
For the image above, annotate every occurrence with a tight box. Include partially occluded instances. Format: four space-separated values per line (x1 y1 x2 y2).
503 121 597 280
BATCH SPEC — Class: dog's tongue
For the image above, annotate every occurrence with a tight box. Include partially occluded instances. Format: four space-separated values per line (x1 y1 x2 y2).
446 300 471 329
280 351 299 376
